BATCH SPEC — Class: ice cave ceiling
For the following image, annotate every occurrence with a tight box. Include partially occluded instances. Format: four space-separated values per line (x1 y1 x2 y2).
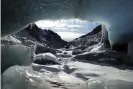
2 0 133 45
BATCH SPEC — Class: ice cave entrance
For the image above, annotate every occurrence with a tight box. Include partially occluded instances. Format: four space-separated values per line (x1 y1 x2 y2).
35 19 101 42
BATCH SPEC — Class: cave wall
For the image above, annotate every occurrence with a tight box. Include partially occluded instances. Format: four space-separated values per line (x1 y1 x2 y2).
2 0 133 60
2 0 133 45
128 42 133 62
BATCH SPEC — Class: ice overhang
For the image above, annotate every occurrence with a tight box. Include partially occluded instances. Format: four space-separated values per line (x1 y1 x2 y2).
2 0 133 45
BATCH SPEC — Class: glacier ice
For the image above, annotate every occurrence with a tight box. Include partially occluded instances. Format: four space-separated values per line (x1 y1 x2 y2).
2 66 51 89
1 43 34 73
1 35 36 73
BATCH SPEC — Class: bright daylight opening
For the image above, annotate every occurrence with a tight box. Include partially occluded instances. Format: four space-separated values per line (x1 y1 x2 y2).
35 19 100 42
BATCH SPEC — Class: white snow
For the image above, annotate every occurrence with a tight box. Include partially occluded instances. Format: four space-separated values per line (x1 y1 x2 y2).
90 43 106 53
67 61 133 82
1 43 133 89
1 36 21 44
86 78 133 89
32 61 133 89
2 60 133 89
35 52 57 61
58 71 85 83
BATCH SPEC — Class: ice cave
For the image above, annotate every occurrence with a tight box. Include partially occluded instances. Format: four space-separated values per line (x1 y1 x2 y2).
1 0 133 89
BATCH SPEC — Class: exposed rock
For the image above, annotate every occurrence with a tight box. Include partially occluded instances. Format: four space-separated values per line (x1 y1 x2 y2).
81 25 102 36
57 54 72 58
97 58 121 65
63 52 68 54
72 49 84 55
35 44 56 54
15 23 68 48
69 25 102 48
68 25 102 55
73 48 131 66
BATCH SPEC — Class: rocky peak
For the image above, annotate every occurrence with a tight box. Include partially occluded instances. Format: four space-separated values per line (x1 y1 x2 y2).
68 25 102 55
15 23 67 48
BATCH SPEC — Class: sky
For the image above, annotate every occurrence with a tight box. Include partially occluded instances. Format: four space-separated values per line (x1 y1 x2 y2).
35 19 100 41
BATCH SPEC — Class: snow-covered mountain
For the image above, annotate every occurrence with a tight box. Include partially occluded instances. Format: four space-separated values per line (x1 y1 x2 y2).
68 25 102 55
15 23 68 48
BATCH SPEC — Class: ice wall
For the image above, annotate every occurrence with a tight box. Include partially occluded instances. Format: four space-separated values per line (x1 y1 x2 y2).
101 25 110 47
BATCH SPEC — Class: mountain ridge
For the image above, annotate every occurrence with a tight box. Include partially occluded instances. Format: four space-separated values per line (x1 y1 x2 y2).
15 23 68 48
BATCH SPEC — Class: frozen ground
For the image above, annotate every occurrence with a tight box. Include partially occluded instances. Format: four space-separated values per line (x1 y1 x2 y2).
2 48 133 89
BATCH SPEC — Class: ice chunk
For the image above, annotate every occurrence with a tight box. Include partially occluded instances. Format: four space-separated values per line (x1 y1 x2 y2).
1 44 33 73
35 52 57 61
34 53 59 65
2 66 51 89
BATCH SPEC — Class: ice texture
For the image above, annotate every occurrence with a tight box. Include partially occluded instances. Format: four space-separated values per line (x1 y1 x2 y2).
2 66 51 89
1 36 34 73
